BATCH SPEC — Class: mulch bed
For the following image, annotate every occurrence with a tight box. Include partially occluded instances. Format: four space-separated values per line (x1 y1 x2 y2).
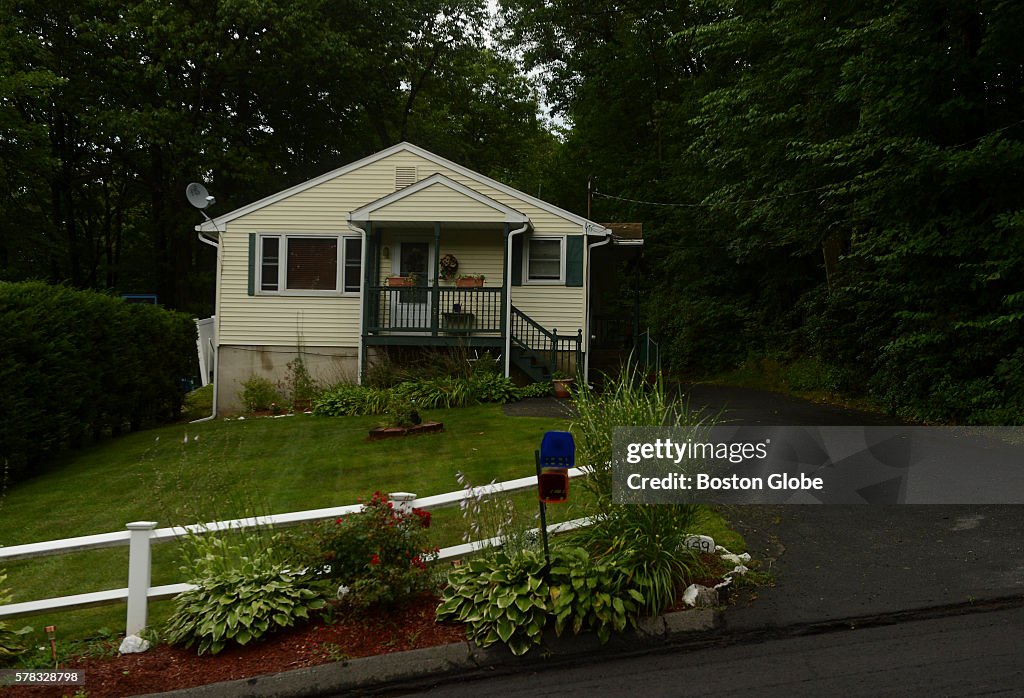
2 595 463 698
3 553 735 697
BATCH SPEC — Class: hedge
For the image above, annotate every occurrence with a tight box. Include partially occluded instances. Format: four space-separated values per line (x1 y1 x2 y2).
0 282 197 483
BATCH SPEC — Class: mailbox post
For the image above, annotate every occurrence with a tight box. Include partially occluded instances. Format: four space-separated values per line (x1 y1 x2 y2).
536 431 574 571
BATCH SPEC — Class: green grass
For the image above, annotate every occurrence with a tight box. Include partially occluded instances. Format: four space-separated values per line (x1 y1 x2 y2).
0 405 569 645
0 402 745 652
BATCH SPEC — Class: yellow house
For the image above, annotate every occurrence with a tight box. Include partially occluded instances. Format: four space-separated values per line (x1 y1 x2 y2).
196 142 617 413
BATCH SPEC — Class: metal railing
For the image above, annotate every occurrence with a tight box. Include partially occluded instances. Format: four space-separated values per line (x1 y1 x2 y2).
636 328 660 369
510 306 583 377
0 468 588 636
366 286 503 336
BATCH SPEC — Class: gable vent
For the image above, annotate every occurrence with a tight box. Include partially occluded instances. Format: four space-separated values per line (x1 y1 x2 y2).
395 166 417 190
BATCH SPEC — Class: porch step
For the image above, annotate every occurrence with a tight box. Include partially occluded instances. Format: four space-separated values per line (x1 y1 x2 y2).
509 345 552 383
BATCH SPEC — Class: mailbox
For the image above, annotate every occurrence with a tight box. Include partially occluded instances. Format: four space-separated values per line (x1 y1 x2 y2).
538 430 574 504
538 470 569 503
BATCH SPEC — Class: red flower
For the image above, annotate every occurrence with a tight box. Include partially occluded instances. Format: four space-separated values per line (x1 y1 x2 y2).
370 553 380 566
335 517 344 524
412 508 431 528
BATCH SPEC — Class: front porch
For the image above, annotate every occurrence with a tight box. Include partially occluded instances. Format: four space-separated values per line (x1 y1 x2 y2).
363 284 582 379
364 285 505 346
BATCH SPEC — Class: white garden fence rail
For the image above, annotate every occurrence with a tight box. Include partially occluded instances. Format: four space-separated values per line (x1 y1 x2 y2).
0 468 588 636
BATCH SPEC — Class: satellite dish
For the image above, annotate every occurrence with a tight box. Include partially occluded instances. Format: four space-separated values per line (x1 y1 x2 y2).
186 182 215 209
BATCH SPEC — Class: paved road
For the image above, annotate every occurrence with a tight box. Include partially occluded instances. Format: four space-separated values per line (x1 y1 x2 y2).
406 605 1024 697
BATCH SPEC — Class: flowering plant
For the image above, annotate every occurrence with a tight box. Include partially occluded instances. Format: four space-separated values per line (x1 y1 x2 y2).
297 491 438 607
439 254 459 280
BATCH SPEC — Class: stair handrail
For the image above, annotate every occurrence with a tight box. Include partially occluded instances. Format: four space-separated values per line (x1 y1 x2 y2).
510 306 583 378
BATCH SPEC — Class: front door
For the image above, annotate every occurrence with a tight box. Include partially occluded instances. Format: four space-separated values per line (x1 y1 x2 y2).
392 240 433 330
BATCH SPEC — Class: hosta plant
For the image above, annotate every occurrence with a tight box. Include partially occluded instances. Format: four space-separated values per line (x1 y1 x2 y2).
436 547 645 656
165 534 327 655
0 572 31 663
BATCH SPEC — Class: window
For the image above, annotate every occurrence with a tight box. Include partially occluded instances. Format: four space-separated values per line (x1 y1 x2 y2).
526 237 564 283
258 234 361 295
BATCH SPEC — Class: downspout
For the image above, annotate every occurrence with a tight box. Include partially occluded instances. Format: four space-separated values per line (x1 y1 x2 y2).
348 223 368 385
192 230 221 422
584 229 613 386
504 222 530 378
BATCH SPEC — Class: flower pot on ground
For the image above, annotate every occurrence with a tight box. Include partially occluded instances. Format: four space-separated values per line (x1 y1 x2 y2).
552 377 574 398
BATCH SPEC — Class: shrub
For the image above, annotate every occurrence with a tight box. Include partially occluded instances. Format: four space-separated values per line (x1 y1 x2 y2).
569 504 704 615
288 492 438 608
286 355 319 406
313 383 367 416
0 281 196 483
568 363 708 613
393 377 473 409
165 533 327 655
436 546 644 656
0 572 31 664
470 372 518 403
515 381 554 399
239 375 282 412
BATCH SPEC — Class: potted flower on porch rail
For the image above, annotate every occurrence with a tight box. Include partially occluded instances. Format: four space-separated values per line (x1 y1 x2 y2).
387 272 421 287
455 274 485 288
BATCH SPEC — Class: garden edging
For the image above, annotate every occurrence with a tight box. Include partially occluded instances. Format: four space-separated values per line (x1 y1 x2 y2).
136 607 721 698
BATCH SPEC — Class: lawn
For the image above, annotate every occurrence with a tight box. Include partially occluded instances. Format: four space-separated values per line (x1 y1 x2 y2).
0 401 745 650
0 405 576 643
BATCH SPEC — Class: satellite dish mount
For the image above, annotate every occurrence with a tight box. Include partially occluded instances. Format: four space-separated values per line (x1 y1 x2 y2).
186 182 216 221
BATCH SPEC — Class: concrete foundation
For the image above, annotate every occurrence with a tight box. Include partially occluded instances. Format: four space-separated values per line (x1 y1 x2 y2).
216 345 360 414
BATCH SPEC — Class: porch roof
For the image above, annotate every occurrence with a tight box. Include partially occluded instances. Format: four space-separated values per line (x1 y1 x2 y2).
348 173 531 226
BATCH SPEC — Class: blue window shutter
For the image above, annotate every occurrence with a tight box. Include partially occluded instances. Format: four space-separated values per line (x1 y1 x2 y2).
566 236 584 287
511 235 523 286
248 234 255 296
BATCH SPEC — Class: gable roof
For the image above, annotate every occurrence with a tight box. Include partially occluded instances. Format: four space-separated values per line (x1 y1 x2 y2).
349 173 530 225
196 142 608 235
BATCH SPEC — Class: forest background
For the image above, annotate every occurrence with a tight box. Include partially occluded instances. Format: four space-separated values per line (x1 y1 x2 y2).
2 0 1022 424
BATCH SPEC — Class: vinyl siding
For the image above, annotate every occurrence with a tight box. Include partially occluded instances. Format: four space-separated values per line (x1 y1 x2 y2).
217 230 362 346
379 228 505 285
366 182 515 223
511 286 586 334
218 150 587 347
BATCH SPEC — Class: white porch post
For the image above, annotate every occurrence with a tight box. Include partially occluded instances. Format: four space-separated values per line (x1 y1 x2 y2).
125 521 157 636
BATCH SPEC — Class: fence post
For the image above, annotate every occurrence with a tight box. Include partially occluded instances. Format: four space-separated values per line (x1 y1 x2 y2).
125 521 157 636
389 492 417 514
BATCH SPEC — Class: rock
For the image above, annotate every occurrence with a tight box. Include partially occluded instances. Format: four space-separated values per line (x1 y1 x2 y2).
118 635 151 654
682 584 719 608
720 552 751 566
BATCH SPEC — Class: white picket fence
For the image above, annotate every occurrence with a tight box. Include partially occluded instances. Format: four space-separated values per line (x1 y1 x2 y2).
0 468 588 636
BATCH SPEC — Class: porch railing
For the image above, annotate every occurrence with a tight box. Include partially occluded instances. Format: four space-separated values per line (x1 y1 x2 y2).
510 306 583 377
366 286 503 336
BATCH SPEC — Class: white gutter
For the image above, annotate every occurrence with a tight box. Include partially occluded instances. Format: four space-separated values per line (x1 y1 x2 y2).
584 230 613 386
504 222 531 377
192 231 221 422
348 224 369 385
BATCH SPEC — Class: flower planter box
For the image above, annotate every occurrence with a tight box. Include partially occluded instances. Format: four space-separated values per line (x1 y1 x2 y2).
387 276 416 287
368 421 445 440
455 278 483 288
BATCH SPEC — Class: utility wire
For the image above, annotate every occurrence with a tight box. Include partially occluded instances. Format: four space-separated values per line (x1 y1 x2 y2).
592 182 838 208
